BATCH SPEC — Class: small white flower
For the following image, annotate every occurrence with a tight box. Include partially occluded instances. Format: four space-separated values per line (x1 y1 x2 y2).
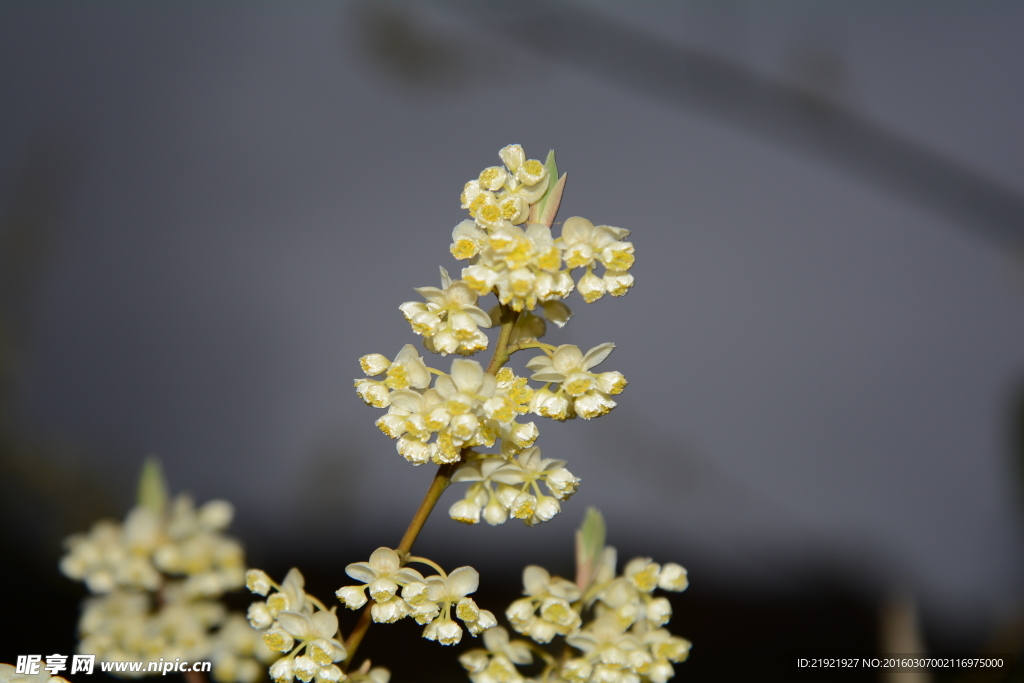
399 267 492 356
269 658 295 683
423 618 463 646
246 569 272 596
354 344 431 408
451 219 489 260
247 601 273 629
527 343 624 419
371 597 410 624
657 563 689 592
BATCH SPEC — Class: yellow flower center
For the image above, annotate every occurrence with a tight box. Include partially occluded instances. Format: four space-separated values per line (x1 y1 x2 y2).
451 239 478 260
385 365 409 390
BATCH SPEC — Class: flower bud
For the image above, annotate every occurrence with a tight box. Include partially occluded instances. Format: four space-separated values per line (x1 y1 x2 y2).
576 270 606 303
269 658 295 683
263 627 295 652
247 601 273 629
483 496 508 526
336 585 367 610
658 563 689 592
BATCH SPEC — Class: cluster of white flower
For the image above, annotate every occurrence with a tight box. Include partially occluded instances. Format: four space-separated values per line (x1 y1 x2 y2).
527 343 626 420
460 542 691 683
51 144 687 683
59 470 273 683
61 496 244 598
78 592 240 676
354 144 633 537
451 145 635 311
399 267 493 356
358 349 539 465
448 447 580 526
505 566 583 643
457 627 535 683
245 568 347 683
213 615 280 683
336 548 496 646
0 665 69 683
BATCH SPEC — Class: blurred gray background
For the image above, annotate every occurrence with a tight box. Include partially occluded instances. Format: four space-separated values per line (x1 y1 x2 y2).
2 0 1023 664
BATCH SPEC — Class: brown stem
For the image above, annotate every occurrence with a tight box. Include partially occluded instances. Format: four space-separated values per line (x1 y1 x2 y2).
397 462 455 555
341 604 373 668
342 462 455 668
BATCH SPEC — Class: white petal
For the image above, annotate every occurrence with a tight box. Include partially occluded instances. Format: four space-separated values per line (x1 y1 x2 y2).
582 343 615 370
336 586 367 609
524 223 554 248
530 370 567 383
515 178 547 203
277 611 313 638
482 626 510 651
446 280 478 307
446 567 480 598
465 305 493 328
483 497 508 525
434 374 456 398
522 565 550 596
387 390 424 413
369 547 401 575
413 286 446 305
449 359 484 394
451 463 484 483
396 568 426 584
345 562 377 584
489 468 528 485
394 344 423 366
499 144 524 171
552 345 584 374
525 355 553 372
311 610 340 639
541 300 572 328
561 216 593 245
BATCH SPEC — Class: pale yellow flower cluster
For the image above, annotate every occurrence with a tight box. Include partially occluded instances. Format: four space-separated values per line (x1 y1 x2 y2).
457 627 532 683
399 267 493 356
448 447 580 526
61 496 243 597
60 494 272 682
358 350 539 465
0 665 69 683
450 145 635 312
527 344 626 420
335 549 496 646
460 549 690 683
245 569 347 683
357 146 632 533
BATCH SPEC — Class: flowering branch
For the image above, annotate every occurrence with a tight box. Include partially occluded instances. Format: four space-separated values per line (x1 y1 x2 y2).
344 291 525 665
47 144 694 683
341 461 455 667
